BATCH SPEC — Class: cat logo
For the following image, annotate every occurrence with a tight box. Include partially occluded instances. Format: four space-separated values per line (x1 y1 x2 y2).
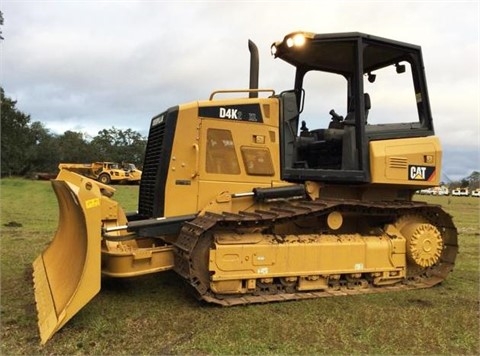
151 114 165 127
408 165 436 181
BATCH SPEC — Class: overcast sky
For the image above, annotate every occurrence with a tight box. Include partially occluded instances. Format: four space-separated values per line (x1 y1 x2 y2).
1 0 479 181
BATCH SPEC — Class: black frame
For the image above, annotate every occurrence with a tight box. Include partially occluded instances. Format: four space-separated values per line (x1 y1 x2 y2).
276 32 434 184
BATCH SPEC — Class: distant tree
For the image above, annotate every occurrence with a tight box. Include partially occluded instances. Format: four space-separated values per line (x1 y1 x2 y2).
57 130 95 163
27 121 59 173
466 171 479 183
1 10 4 40
116 128 146 165
465 171 480 189
0 88 34 176
90 127 146 165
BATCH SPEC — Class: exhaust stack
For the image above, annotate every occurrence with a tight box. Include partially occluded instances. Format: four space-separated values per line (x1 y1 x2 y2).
248 39 259 98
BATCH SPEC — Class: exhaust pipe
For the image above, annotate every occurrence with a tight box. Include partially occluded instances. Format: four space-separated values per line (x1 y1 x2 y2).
248 39 259 98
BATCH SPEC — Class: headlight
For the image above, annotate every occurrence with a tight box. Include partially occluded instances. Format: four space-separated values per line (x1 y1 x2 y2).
270 44 277 56
286 33 307 48
271 32 314 57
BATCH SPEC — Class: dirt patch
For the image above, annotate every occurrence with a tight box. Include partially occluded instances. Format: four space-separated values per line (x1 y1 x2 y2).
4 221 23 227
407 298 434 307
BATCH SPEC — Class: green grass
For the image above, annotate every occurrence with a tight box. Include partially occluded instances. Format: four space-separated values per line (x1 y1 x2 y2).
1 179 479 355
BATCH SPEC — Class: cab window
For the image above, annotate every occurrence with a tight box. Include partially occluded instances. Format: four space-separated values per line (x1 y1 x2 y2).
241 147 275 176
206 129 240 174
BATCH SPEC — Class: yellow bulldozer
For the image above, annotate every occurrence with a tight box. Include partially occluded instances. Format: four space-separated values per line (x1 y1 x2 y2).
33 31 458 344
58 161 138 184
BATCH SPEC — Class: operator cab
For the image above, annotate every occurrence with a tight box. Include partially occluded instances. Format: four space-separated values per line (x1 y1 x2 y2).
272 32 434 183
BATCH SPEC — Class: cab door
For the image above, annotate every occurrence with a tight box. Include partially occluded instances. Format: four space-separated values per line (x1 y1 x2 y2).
196 100 282 211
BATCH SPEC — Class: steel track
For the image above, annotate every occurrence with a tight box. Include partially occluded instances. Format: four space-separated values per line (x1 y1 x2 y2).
173 198 458 306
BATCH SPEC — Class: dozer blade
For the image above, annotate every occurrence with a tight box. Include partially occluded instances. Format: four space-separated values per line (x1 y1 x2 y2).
33 170 110 344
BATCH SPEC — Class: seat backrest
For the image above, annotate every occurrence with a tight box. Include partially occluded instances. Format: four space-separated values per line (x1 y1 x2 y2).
364 93 371 122
344 93 371 124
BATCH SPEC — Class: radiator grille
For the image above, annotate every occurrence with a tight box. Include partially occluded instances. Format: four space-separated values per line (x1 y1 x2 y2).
138 108 178 218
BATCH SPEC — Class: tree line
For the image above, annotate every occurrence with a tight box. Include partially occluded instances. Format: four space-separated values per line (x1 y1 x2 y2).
1 88 147 177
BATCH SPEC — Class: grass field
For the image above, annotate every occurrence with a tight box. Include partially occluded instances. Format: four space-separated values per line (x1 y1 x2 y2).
1 178 479 355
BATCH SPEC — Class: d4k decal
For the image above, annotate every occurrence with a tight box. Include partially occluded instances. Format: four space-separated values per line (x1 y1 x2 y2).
198 104 263 123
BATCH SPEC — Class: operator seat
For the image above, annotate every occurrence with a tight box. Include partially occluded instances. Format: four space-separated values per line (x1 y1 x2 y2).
344 93 371 124
342 93 371 170
364 93 371 123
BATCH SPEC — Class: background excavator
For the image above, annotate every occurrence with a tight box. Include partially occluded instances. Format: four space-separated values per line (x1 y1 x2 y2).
33 31 458 344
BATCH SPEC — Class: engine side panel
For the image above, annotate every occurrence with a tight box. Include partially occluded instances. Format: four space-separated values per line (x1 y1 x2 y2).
369 136 441 186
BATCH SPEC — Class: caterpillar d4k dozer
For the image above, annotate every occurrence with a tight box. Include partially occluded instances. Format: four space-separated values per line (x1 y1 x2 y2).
33 32 458 344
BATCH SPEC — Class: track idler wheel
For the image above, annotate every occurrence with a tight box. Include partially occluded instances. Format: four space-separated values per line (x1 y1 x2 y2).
395 215 443 268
